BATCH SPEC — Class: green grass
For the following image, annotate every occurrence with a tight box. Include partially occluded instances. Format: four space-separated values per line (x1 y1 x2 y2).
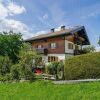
0 81 100 100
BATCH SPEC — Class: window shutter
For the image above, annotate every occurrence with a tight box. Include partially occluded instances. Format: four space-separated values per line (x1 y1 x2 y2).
56 43 58 48
49 43 51 48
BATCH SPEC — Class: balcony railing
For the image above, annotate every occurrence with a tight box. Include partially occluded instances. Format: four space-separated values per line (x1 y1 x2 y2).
74 50 85 55
35 48 48 55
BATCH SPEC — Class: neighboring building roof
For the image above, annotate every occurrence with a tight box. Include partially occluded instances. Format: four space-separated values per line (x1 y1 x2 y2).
25 26 90 45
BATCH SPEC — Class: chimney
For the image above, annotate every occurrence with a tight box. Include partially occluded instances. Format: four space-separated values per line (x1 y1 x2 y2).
61 26 65 30
51 28 55 32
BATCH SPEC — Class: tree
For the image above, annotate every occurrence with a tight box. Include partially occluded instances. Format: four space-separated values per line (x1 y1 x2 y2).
98 36 100 46
0 56 12 75
18 43 41 79
0 32 23 63
82 45 95 53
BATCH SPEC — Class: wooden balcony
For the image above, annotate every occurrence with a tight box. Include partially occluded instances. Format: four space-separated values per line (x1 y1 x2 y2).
35 48 48 55
74 50 85 55
74 50 81 55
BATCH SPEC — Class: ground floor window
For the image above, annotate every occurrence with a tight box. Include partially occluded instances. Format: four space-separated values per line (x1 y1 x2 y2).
48 56 58 62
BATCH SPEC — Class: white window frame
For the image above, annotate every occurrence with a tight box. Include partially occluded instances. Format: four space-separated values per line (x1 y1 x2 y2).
38 45 42 49
68 43 73 50
50 43 57 49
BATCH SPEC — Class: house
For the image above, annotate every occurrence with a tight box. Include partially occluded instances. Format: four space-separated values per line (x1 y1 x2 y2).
26 26 90 63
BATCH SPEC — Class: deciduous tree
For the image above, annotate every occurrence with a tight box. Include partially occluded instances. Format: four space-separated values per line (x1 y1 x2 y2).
0 32 23 63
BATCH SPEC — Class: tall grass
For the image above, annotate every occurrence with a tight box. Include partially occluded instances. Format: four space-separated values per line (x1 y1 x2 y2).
0 81 100 100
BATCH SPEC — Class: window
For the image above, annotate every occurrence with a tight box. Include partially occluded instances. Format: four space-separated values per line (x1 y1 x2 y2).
37 45 43 49
50 43 57 49
48 56 58 62
68 43 73 49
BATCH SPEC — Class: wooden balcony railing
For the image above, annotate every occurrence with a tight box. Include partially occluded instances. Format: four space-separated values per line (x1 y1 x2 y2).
74 49 85 55
35 48 48 55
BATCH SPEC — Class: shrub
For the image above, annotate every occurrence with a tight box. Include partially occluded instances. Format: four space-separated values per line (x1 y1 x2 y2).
0 74 11 82
64 52 100 80
57 62 64 80
18 50 37 80
46 62 59 75
46 62 64 80
23 67 34 80
15 43 41 81
11 64 21 80
0 56 12 75
11 63 34 81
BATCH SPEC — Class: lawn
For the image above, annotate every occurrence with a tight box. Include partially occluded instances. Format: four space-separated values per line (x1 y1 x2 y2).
0 81 100 100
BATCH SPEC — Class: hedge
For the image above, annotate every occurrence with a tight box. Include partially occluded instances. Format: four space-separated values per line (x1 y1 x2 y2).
64 52 100 80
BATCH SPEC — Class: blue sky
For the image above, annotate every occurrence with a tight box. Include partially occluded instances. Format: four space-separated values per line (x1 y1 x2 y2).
0 0 100 49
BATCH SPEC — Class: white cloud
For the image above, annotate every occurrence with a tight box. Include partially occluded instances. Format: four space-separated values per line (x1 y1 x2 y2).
95 47 100 52
55 25 64 31
43 14 48 20
38 16 52 27
0 19 34 39
0 1 26 19
34 30 48 36
1 19 27 31
7 2 26 15
0 1 32 39
0 2 8 19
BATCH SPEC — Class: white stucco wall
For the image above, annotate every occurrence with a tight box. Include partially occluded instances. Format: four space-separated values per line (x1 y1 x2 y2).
42 56 48 63
42 54 66 63
43 54 74 63
65 40 81 54
48 54 65 61
65 40 74 54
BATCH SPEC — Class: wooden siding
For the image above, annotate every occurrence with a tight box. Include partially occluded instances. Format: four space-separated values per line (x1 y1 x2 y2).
32 36 65 54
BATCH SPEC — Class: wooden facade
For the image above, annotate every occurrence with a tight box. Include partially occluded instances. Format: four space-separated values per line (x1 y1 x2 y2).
26 26 90 62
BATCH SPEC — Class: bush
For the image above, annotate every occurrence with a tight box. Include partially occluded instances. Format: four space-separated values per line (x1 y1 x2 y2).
0 56 12 75
46 62 64 80
0 74 11 82
46 62 59 75
64 52 100 80
18 50 37 80
11 64 21 80
23 67 34 80
11 63 34 81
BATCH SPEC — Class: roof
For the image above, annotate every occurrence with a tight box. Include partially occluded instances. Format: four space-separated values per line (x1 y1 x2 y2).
25 26 90 45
